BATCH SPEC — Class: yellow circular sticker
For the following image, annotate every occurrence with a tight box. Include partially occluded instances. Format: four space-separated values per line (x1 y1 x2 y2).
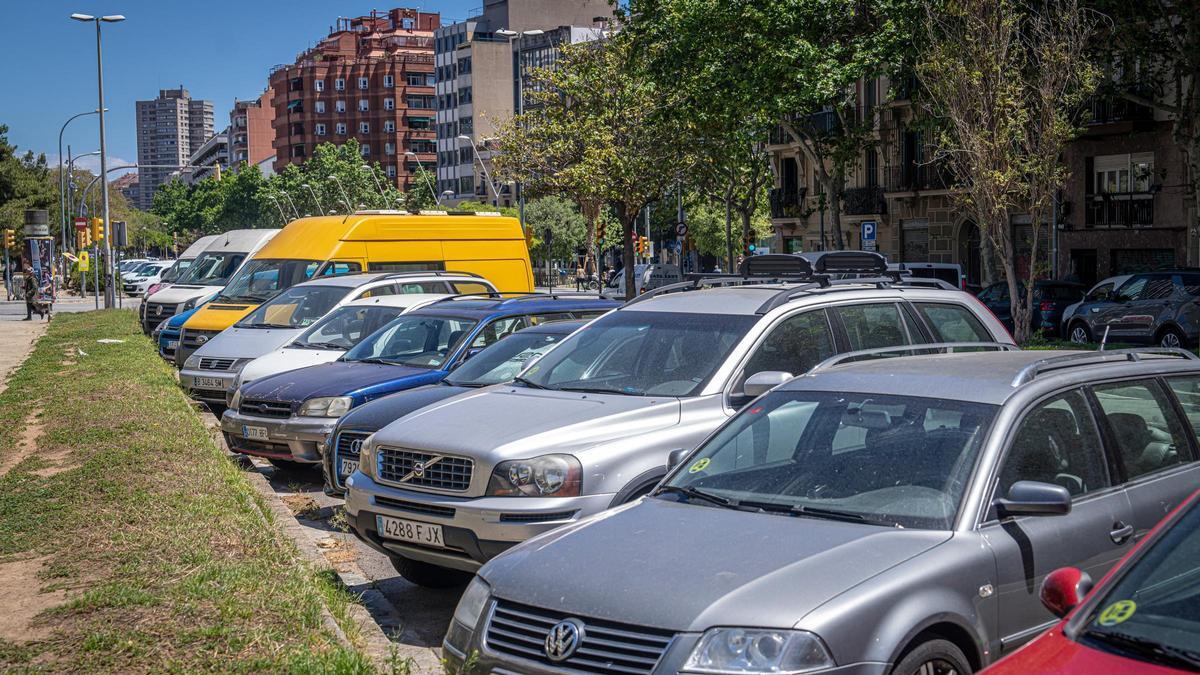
1097 600 1137 626
688 458 710 474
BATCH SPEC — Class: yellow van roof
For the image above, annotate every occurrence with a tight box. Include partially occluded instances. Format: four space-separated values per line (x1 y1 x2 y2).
252 212 524 259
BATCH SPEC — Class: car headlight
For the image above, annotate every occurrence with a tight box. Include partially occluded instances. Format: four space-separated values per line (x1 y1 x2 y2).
684 629 835 674
452 577 491 628
152 318 169 339
298 396 353 418
229 388 243 409
486 454 582 497
182 297 199 311
183 354 202 369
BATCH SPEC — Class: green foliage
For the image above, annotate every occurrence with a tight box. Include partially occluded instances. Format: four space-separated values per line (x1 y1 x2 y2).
523 196 587 261
0 124 54 240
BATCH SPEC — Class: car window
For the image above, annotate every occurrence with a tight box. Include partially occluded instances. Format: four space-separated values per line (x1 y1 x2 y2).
998 390 1110 500
471 316 528 348
1117 277 1148 301
835 303 918 352
296 306 405 349
979 284 1011 302
1038 284 1084 301
345 315 478 368
1180 275 1200 297
913 303 993 342
1140 276 1175 301
239 285 348 329
393 281 445 293
1093 380 1190 480
572 310 608 320
355 284 396 300
528 313 573 325
318 261 361 277
446 331 569 386
451 281 493 295
1086 282 1115 302
742 310 836 383
1165 376 1200 449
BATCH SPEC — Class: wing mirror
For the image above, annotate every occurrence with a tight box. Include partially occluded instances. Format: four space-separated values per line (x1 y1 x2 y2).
743 370 794 399
667 448 690 470
994 481 1072 518
1040 567 1093 618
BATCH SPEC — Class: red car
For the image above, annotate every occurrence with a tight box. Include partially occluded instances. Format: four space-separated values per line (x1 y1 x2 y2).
985 489 1200 674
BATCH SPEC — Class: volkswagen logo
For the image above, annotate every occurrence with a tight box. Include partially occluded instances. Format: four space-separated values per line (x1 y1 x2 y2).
154 305 163 316
196 334 209 344
348 438 363 455
544 619 584 662
412 461 426 478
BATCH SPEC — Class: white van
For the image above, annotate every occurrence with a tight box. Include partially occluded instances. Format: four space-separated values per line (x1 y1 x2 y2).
141 229 279 334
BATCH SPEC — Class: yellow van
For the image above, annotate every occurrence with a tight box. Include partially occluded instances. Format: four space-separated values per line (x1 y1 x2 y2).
179 210 533 338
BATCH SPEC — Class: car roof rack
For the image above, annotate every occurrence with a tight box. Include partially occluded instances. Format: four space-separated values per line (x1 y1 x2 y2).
809 342 1019 373
380 270 486 280
1010 347 1200 388
426 291 506 304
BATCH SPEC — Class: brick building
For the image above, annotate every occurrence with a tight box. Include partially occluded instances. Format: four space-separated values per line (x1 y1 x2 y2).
268 8 439 190
229 87 276 170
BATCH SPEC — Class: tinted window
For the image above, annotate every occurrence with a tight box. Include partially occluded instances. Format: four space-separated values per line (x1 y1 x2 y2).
1093 380 1190 480
1086 282 1114 302
471 316 527 348
221 259 321 303
914 303 993 342
318 261 361 276
979 284 1009 302
394 281 446 293
835 303 918 351
446 331 568 386
367 261 446 273
1180 275 1200 297
179 252 246 286
345 314 478 368
293 305 406 350
742 310 835 381
1141 276 1175 300
998 390 1109 498
1166 376 1200 448
238 285 348 329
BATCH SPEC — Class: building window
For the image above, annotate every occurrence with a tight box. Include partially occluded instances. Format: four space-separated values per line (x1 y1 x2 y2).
315 79 325 92
407 72 430 86
1094 153 1155 194
459 176 473 195
406 94 435 109
358 77 369 90
384 74 394 88
359 99 369 112
459 147 473 165
291 145 306 158
384 120 396 133
336 123 347 135
385 142 395 155
314 101 326 114
387 164 397 178
458 56 472 75
459 86 473 104
335 78 345 91
409 139 436 154
361 144 370 156
401 17 414 29
335 100 346 113
359 122 370 134
865 147 878 188
384 97 395 110
315 123 326 136
459 116 474 135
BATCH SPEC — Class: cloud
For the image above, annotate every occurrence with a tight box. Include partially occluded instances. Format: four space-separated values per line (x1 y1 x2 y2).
46 153 136 178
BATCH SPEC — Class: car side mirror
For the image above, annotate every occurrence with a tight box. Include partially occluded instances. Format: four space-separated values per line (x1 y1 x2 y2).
667 448 690 470
994 481 1072 518
743 370 794 399
1040 567 1093 618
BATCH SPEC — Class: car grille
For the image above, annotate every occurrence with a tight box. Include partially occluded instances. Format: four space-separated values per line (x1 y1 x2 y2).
331 430 371 490
485 600 674 675
377 447 472 491
198 357 237 371
498 511 577 524
238 399 292 419
374 495 456 519
181 329 220 350
143 302 176 331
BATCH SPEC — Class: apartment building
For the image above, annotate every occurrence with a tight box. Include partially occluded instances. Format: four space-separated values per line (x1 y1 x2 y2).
134 87 214 208
268 8 439 190
434 0 613 204
172 130 230 186
228 87 276 170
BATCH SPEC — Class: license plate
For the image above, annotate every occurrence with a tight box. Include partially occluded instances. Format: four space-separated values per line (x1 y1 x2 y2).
376 515 445 548
242 425 269 441
167 340 179 349
195 376 225 389
339 458 360 478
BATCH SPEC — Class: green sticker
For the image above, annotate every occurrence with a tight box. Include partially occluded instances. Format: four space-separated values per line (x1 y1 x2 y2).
688 458 710 473
1097 600 1137 626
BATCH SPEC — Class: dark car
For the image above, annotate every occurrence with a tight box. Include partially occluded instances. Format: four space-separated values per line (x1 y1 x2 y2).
1059 271 1200 348
220 295 617 468
323 319 587 495
978 280 1085 337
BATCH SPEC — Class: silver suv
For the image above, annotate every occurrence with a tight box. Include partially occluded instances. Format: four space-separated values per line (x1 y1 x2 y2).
446 347 1200 674
344 252 1014 586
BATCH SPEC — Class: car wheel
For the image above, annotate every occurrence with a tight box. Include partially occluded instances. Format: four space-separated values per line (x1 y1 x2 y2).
1158 327 1187 349
389 555 472 589
892 639 972 675
1068 322 1091 344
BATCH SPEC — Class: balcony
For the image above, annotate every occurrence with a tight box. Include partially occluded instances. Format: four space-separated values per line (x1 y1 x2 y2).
1085 193 1154 227
769 186 807 219
842 186 886 215
885 163 954 192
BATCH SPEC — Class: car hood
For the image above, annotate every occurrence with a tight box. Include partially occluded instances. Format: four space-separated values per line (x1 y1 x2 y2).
190 326 305 361
145 284 220 305
239 346 345 385
481 497 951 632
371 387 682 460
240 360 440 403
334 383 474 435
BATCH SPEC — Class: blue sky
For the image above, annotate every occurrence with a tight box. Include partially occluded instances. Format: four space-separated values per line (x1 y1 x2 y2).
0 1 479 174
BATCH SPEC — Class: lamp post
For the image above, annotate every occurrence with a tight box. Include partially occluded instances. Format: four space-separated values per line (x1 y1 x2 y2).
58 110 101 256
267 195 289 223
404 151 441 205
328 175 354 212
301 183 324 214
66 149 101 224
455 135 502 206
495 29 542 227
71 12 124 308
361 164 389 205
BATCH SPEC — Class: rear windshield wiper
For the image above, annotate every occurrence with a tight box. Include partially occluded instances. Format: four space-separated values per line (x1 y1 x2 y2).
1083 629 1200 670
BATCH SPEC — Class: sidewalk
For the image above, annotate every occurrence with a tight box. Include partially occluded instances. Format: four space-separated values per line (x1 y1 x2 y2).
0 316 46 394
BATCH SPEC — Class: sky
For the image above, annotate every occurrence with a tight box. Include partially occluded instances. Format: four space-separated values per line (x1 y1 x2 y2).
0 0 480 175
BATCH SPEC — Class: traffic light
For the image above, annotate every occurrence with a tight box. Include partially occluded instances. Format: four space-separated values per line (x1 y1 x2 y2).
524 226 534 248
743 231 757 255
90 217 104 243
2 229 13 249
639 236 650 255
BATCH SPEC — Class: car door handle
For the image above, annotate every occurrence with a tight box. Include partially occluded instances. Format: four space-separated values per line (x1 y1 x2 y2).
1110 522 1134 545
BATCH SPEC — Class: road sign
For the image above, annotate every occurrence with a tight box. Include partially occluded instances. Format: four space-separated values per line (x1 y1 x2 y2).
861 220 877 252
78 250 90 272
676 222 688 237
74 217 87 231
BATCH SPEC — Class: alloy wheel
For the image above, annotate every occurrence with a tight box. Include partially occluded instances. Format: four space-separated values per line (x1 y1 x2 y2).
1161 331 1182 348
1070 325 1089 343
914 658 960 675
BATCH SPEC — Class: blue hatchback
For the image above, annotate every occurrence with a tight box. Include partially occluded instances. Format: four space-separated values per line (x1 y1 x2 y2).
219 295 618 466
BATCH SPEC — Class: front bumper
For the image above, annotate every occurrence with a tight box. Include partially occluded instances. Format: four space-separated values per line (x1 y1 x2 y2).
158 331 181 362
344 473 614 572
219 408 336 463
180 367 239 404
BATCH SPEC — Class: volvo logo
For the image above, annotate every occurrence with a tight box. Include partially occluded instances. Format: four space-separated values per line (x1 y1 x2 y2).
544 619 584 662
412 461 426 477
400 455 442 482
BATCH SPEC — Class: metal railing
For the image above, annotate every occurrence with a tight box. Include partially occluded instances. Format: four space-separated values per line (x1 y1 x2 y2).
769 186 807 218
1085 193 1155 227
842 186 886 215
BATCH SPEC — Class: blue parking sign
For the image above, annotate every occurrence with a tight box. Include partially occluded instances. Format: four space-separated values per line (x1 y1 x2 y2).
861 221 877 251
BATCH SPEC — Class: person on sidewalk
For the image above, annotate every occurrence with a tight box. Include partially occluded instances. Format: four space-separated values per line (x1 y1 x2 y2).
22 259 41 321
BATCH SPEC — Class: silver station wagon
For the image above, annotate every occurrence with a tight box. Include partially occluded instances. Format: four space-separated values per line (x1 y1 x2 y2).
445 347 1200 675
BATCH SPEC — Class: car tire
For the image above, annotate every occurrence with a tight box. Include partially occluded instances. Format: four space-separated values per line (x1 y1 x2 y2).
389 555 471 589
891 638 972 675
1158 326 1187 349
1068 321 1091 345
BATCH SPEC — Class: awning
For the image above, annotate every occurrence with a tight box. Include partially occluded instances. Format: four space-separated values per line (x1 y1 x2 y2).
287 100 302 110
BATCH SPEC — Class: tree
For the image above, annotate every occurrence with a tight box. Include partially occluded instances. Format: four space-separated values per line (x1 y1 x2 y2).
918 0 1098 343
523 196 587 262
405 166 438 211
0 124 54 243
690 126 774 269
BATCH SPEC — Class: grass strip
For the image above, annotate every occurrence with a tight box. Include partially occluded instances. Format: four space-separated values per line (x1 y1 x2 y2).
0 310 375 673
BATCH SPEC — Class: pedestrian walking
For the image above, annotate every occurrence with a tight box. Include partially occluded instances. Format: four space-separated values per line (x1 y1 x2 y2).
574 263 585 291
22 258 41 321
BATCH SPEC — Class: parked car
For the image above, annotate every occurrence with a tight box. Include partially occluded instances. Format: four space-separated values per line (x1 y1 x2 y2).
985 488 1200 674
1059 270 1200 348
344 252 1014 587
888 262 967 290
180 272 491 408
221 295 618 469
137 235 218 332
1060 274 1133 344
324 319 588 496
122 261 173 297
443 347 1200 674
602 263 683 298
121 261 163 283
977 280 1085 336
156 303 208 363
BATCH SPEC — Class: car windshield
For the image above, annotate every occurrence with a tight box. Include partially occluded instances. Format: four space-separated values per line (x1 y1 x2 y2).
160 259 191 283
236 285 348 329
218 258 320 303
178 251 247 286
445 330 569 387
1077 498 1200 670
343 314 478 368
291 305 408 350
519 310 756 397
661 391 997 529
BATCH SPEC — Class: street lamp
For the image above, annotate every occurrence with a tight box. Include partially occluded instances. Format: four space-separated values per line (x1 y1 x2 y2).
301 183 324 214
327 175 354 212
456 135 502 206
404 151 440 205
361 164 389 204
71 12 124 308
495 29 542 226
58 110 103 255
66 149 101 217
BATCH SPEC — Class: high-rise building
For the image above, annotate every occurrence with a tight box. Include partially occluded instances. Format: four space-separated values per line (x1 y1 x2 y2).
268 8 440 190
134 87 214 208
434 0 613 204
172 129 230 185
229 87 276 170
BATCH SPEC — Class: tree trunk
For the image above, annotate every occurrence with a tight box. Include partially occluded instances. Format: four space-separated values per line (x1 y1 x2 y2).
580 200 600 283
829 172 846 251
616 204 638 301
724 184 735 272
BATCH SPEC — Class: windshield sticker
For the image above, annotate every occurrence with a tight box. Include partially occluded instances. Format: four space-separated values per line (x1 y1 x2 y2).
1097 600 1137 626
688 458 710 474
